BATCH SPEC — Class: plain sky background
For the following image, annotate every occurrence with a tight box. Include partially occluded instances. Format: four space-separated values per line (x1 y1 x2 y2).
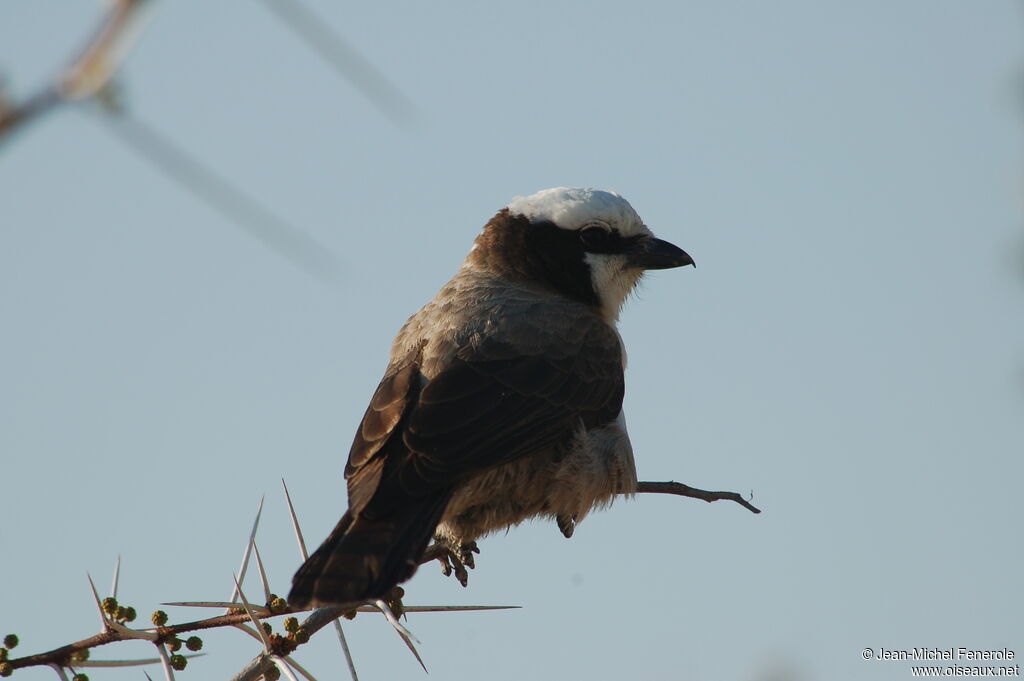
1 2 1022 680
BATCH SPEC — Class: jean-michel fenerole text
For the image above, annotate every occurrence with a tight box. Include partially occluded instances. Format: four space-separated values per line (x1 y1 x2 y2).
876 648 1015 662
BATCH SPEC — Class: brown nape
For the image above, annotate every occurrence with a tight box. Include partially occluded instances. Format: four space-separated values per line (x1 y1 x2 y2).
467 209 601 308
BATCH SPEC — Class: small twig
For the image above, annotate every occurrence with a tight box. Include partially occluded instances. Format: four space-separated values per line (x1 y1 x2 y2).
633 480 761 514
0 0 150 141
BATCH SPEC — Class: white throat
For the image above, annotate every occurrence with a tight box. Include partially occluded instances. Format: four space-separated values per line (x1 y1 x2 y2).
585 253 643 323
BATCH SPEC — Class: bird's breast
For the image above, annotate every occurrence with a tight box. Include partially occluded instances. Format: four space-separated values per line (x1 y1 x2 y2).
434 412 636 546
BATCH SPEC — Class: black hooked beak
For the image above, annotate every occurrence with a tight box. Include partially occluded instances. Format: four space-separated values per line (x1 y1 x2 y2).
625 237 695 270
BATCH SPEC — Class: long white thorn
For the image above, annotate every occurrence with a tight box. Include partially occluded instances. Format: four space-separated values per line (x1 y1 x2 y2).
154 643 176 681
76 654 203 667
333 619 359 681
49 664 70 680
106 618 159 641
229 493 266 606
86 572 110 630
252 541 273 602
281 479 309 560
163 600 271 613
231 622 267 644
270 656 301 681
375 599 425 672
284 655 321 681
233 573 272 651
111 554 121 599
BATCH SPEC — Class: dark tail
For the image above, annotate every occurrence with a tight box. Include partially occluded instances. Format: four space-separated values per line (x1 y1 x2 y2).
289 493 450 608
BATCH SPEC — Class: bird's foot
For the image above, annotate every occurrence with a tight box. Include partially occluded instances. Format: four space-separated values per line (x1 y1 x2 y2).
383 585 406 619
421 540 480 587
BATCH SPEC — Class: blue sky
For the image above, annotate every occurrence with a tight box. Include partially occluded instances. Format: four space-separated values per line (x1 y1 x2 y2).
1 2 1022 680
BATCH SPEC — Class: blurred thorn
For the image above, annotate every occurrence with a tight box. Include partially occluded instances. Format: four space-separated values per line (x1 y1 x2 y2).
0 0 150 143
111 554 122 600
0 79 62 143
59 0 155 101
256 0 415 126
92 109 341 281
96 80 126 115
0 73 11 112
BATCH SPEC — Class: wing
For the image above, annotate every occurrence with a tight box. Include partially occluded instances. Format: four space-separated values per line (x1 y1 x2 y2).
344 309 624 512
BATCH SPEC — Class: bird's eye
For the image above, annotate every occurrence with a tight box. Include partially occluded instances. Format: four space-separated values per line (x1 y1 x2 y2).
579 226 611 250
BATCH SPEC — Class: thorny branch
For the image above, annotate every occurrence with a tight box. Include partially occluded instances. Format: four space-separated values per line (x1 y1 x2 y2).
6 610 276 672
5 478 758 676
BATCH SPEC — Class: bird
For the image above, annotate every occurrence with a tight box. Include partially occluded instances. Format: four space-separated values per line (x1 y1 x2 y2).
289 187 694 608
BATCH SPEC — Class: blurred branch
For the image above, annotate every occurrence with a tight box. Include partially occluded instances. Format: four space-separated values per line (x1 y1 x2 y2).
0 0 151 142
257 0 414 125
1 0 342 280
93 106 341 280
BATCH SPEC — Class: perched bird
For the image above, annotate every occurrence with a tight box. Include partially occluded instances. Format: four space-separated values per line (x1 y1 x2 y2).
289 187 693 608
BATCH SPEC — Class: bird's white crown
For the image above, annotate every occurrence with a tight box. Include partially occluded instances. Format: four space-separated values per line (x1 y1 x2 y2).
506 187 649 238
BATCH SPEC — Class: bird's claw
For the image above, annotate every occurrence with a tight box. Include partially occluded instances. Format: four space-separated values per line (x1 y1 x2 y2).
460 541 480 570
424 541 479 587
